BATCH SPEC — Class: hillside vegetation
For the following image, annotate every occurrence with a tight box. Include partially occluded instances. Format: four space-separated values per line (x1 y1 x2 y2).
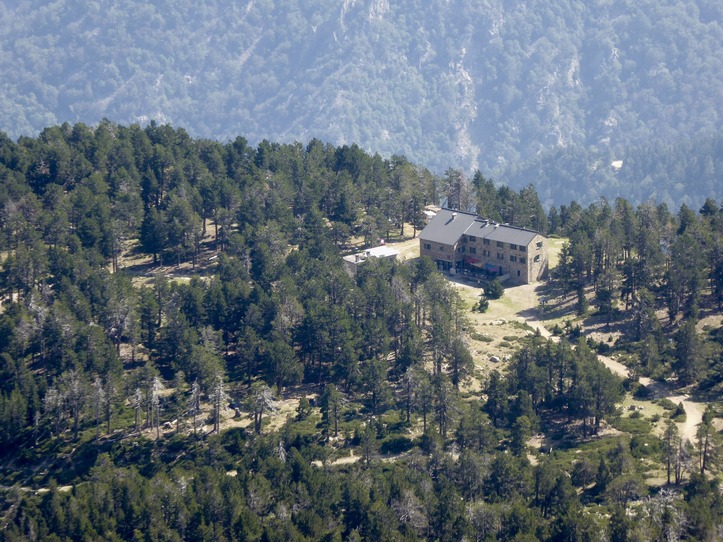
1 0 721 207
0 124 722 541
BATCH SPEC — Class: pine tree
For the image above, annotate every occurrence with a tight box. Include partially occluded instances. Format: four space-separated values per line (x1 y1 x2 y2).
675 318 702 386
696 405 719 475
663 420 680 485
320 384 343 439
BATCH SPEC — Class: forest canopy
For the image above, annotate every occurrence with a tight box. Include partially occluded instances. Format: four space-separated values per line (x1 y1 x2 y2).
0 122 721 541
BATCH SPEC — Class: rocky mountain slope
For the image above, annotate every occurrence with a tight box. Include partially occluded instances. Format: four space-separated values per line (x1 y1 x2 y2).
0 0 720 207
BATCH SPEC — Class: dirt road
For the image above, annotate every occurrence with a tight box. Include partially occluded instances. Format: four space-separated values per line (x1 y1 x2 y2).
597 355 704 443
389 236 707 444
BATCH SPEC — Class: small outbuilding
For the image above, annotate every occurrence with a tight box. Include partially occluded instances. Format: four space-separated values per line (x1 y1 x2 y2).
343 245 399 277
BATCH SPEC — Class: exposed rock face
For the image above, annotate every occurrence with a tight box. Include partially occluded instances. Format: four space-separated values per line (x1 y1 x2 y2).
0 0 720 207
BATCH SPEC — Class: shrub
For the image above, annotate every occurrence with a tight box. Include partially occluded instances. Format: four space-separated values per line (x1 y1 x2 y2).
623 378 637 393
671 402 686 421
476 297 489 313
484 279 504 300
511 321 535 332
379 436 413 455
571 458 596 488
470 332 493 342
596 342 611 354
634 385 651 399
657 398 677 411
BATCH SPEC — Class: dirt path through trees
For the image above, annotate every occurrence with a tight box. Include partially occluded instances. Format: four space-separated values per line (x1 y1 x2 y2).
597 355 704 443
389 239 707 445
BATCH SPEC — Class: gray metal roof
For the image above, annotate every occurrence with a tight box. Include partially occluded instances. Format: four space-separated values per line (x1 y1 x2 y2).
420 209 541 246
464 220 496 238
484 224 538 245
419 209 478 244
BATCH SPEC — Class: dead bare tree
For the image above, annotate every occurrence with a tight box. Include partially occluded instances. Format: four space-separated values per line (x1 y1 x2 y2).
187 380 201 436
210 373 228 434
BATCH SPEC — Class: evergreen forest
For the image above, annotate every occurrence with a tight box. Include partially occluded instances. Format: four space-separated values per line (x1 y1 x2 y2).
0 122 721 541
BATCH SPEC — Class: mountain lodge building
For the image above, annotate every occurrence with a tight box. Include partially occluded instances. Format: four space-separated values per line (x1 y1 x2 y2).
419 208 548 284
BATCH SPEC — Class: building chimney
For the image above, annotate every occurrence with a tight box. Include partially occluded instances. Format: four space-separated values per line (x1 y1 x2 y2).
452 212 457 220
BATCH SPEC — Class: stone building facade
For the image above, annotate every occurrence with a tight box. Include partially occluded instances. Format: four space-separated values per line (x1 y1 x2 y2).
419 208 548 284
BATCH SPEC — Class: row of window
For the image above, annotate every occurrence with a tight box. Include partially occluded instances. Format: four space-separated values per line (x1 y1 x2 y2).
463 236 534 252
463 236 544 251
423 243 542 263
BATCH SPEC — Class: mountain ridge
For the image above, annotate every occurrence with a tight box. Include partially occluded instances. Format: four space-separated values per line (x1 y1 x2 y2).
0 0 720 207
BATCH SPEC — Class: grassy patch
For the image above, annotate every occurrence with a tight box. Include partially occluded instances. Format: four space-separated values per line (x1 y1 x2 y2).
630 434 661 459
612 415 652 435
533 434 623 474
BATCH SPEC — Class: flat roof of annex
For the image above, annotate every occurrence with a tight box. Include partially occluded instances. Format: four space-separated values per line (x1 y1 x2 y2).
342 245 399 264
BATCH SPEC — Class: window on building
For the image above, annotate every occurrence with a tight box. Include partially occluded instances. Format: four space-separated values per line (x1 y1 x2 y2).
470 247 477 254
509 243 517 250
534 255 540 262
519 246 526 252
469 235 476 242
423 243 431 250
458 246 466 253
483 239 490 246
483 250 490 257
462 236 467 243
497 252 504 260
439 246 444 252
496 241 503 248
510 255 517 262
519 257 526 264
536 241 543 249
